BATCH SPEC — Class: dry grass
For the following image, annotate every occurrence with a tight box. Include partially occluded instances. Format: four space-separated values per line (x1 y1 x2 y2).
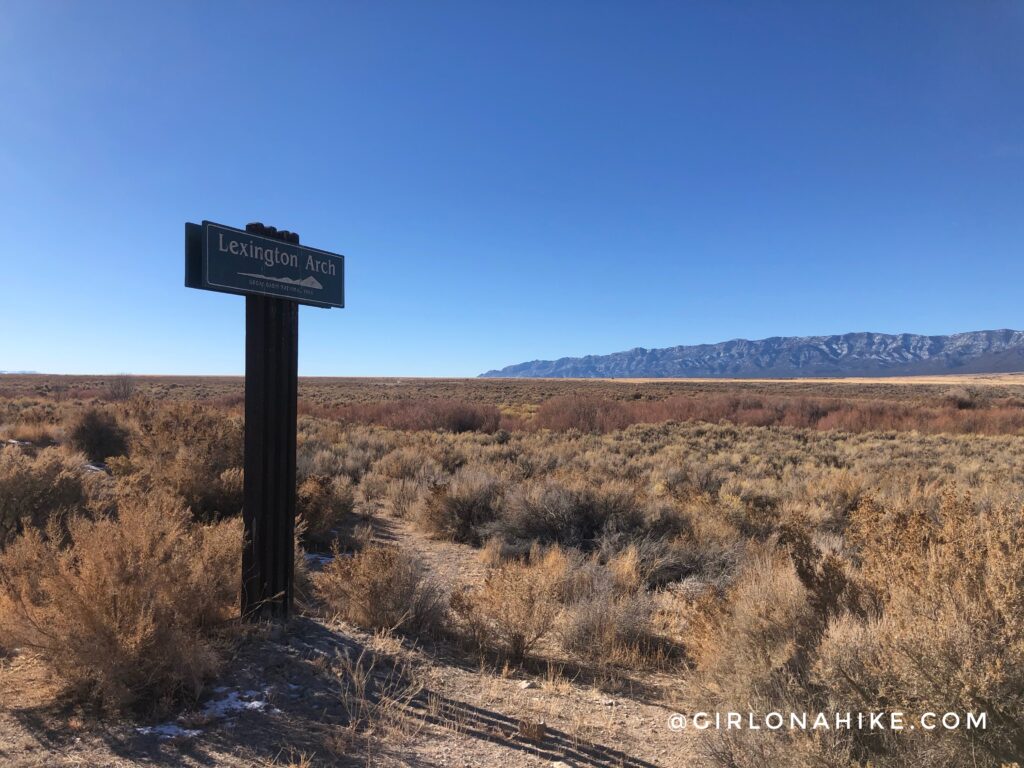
323 645 424 762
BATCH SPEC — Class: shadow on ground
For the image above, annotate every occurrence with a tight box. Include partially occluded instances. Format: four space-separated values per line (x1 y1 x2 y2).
5 617 666 767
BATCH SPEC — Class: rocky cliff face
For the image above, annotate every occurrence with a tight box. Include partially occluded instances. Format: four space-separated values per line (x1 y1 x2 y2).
480 329 1024 378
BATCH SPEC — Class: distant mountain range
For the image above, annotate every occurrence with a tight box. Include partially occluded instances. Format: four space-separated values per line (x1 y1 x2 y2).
480 329 1024 379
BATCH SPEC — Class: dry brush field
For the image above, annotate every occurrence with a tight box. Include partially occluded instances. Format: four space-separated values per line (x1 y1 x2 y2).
0 374 1022 767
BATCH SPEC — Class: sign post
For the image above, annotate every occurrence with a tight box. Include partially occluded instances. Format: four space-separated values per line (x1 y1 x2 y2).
186 220 344 621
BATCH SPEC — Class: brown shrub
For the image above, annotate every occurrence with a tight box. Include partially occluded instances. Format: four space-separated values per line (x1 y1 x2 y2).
718 479 782 538
816 491 1024 764
449 546 567 662
555 544 678 669
0 496 239 713
559 587 662 668
416 468 502 544
385 477 421 517
534 396 632 433
604 538 695 592
531 392 1024 436
0 446 87 545
374 446 441 481
495 480 643 550
297 428 394 482
330 400 500 433
115 401 243 519
313 544 445 636
5 379 1024 763
68 408 128 463
297 474 355 549
1 421 57 445
654 461 725 499
477 536 509 568
687 549 813 702
103 374 136 402
688 487 1024 766
356 470 390 513
943 385 984 410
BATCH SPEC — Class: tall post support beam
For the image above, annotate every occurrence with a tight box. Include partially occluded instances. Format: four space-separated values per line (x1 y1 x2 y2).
241 223 299 622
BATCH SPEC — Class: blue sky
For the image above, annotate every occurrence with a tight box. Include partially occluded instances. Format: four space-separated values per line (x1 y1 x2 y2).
2 1 1022 376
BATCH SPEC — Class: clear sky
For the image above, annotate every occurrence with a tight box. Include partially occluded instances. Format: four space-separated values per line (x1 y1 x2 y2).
2 1 1022 376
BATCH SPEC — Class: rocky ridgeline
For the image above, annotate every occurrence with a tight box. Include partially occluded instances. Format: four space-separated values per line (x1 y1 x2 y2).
481 329 1024 378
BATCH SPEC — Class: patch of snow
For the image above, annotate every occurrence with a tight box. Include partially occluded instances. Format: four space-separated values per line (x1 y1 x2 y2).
136 723 201 739
135 687 281 741
200 689 281 717
304 552 334 568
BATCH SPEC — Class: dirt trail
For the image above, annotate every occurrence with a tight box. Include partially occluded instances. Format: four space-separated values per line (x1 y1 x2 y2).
370 513 488 586
363 512 692 767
